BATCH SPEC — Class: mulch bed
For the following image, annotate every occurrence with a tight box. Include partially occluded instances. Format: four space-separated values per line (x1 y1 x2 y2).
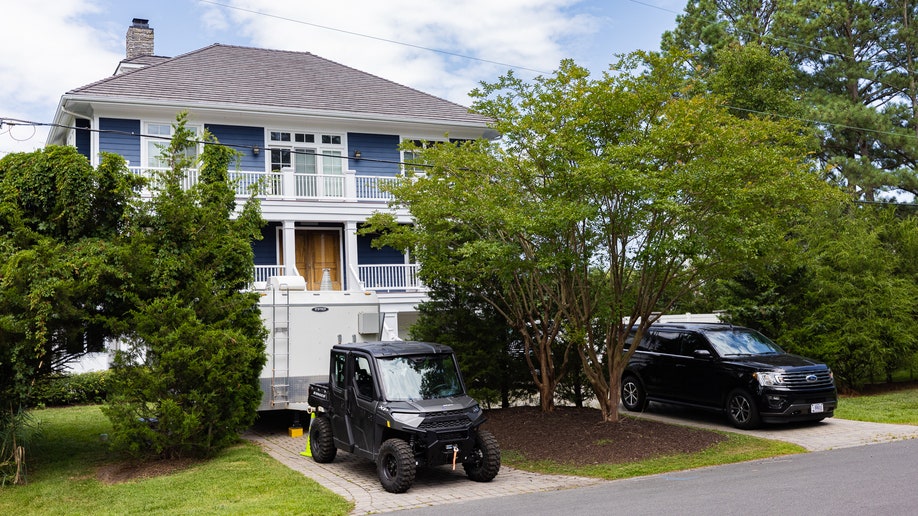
481 406 726 466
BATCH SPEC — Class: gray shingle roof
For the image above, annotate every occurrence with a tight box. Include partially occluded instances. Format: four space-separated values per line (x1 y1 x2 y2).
70 44 489 126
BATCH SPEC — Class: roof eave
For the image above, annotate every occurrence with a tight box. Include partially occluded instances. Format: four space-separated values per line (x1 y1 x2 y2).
59 94 492 132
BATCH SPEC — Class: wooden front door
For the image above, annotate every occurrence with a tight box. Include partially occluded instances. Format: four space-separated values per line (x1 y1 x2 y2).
295 230 341 290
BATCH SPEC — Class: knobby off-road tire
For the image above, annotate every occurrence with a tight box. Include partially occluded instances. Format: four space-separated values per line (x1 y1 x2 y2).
309 416 337 463
377 438 416 493
621 375 648 412
726 388 761 429
463 429 501 482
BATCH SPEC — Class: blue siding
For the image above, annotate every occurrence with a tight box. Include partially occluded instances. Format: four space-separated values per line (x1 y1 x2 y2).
75 119 91 159
357 234 404 264
99 118 141 166
206 124 264 169
253 223 279 265
348 133 400 176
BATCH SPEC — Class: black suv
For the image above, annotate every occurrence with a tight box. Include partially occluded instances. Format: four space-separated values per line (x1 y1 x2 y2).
620 323 837 429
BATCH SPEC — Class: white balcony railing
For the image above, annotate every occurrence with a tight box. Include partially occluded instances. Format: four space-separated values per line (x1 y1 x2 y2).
358 264 423 291
128 167 401 202
251 264 424 292
254 265 286 284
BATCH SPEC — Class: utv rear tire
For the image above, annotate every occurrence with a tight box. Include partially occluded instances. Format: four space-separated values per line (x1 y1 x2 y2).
309 416 337 463
377 438 416 493
621 375 648 412
726 388 761 429
463 429 501 482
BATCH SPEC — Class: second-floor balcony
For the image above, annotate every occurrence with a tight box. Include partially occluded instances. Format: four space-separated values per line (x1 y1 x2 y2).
253 263 425 293
130 166 402 202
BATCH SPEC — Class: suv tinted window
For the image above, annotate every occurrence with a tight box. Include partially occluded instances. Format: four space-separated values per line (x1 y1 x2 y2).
646 331 681 354
681 332 710 356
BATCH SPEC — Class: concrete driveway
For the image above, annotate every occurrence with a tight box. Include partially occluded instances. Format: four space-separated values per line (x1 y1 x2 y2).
245 404 918 514
626 402 918 451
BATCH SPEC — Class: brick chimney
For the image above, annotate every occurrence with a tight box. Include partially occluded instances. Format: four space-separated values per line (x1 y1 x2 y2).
126 18 153 59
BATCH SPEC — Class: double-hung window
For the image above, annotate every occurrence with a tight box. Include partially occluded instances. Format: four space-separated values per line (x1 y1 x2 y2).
144 122 200 169
269 131 345 198
401 139 445 175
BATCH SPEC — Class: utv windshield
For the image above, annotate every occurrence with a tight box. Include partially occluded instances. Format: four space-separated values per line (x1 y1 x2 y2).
377 354 463 401
706 329 784 356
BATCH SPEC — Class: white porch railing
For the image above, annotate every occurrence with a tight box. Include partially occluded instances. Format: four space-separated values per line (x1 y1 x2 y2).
251 264 424 292
358 264 424 291
128 166 400 202
254 265 286 284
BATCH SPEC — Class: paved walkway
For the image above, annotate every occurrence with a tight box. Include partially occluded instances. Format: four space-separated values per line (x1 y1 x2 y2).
244 429 603 515
244 405 918 515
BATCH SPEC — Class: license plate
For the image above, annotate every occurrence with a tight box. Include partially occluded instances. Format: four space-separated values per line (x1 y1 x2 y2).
811 403 824 414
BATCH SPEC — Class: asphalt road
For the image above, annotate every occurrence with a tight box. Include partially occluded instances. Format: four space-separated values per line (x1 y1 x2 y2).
394 438 918 516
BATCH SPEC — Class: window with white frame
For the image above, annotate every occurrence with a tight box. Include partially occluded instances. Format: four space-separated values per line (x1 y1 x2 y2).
268 130 345 197
143 122 201 169
401 139 445 175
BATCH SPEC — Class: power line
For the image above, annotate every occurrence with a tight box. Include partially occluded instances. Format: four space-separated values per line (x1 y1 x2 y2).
197 0 552 75
0 117 428 168
624 0 846 59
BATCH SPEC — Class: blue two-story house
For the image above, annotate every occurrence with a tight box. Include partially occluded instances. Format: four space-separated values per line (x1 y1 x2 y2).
46 19 493 341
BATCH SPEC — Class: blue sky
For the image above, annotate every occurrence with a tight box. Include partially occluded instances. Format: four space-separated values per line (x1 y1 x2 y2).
0 0 684 155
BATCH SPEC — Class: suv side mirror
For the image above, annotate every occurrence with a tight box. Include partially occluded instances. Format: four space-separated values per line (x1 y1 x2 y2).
693 349 712 359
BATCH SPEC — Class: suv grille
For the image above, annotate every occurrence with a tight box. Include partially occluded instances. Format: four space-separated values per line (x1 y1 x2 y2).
781 370 834 389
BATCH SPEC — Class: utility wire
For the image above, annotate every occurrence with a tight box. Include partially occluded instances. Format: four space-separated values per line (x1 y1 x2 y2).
198 0 552 75
3 116 915 204
0 117 429 168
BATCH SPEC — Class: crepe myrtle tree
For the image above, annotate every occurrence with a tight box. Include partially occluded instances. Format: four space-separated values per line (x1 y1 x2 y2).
104 114 267 458
367 51 839 421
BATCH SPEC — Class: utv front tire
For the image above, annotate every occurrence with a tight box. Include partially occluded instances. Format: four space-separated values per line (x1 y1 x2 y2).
377 438 416 493
309 416 337 463
463 429 501 482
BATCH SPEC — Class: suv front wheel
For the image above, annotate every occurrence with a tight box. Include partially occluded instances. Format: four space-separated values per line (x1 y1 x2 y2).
726 389 760 429
621 375 648 412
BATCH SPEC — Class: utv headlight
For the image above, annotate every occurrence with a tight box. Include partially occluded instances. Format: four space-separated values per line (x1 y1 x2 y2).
390 412 424 427
754 371 785 387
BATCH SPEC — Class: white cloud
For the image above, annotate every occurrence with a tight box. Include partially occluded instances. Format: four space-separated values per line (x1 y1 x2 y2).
1 0 602 155
221 0 598 104
0 1 123 153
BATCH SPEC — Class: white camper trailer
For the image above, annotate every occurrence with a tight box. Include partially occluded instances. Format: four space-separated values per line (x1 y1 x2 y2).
258 276 381 411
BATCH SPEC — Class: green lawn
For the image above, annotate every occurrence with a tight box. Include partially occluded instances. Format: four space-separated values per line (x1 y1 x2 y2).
836 387 918 425
1 405 351 516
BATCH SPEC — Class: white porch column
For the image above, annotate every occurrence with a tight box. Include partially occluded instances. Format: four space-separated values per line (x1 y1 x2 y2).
345 221 362 290
282 220 297 276
344 169 357 202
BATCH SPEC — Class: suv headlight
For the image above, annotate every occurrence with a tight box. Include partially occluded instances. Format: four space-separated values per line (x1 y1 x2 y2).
754 371 785 386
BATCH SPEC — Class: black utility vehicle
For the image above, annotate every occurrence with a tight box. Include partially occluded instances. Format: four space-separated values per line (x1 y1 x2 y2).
307 341 500 493
620 323 837 429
